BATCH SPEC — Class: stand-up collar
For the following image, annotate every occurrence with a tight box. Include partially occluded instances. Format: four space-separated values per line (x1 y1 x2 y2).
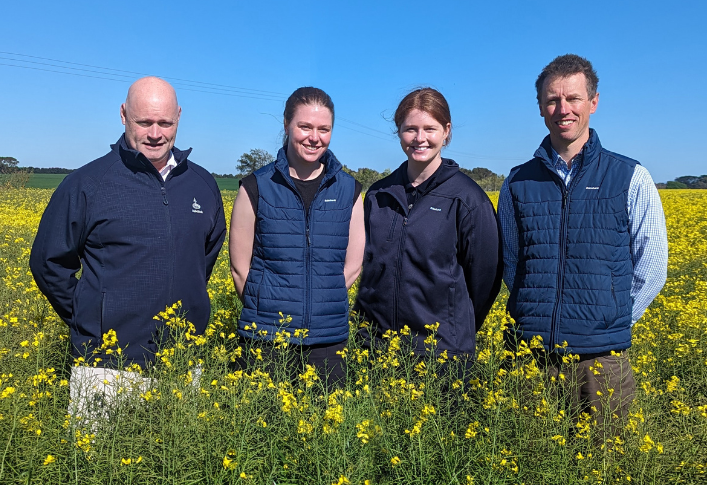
534 128 602 171
274 146 343 185
379 158 460 215
113 133 192 173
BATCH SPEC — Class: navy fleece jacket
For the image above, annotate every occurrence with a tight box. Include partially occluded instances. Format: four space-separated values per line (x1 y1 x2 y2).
355 159 503 358
30 135 226 368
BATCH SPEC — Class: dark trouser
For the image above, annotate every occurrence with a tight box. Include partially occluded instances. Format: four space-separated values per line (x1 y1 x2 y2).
235 339 347 390
543 350 636 444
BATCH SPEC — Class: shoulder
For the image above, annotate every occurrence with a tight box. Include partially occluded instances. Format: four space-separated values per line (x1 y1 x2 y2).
600 148 639 169
438 170 494 212
252 161 278 180
55 146 122 197
506 157 543 184
367 164 405 194
335 169 356 185
183 159 223 202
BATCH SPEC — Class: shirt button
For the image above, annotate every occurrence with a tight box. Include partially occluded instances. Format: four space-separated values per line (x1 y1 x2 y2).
408 204 413 210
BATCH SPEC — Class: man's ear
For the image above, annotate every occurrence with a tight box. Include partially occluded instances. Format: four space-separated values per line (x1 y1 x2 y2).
590 92 599 114
120 103 127 126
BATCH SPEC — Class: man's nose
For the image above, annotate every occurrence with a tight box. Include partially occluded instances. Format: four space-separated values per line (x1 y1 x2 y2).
147 123 161 139
558 99 571 115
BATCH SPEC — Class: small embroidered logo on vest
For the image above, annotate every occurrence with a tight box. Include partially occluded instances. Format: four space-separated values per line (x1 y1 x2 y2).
192 198 203 213
430 207 442 211
324 199 337 202
585 186 600 190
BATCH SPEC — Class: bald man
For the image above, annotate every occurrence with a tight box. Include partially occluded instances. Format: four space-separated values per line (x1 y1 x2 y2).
30 77 226 420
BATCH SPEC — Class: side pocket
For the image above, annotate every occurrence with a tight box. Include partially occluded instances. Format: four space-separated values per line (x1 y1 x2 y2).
386 212 400 241
100 291 106 336
607 275 618 329
448 286 457 340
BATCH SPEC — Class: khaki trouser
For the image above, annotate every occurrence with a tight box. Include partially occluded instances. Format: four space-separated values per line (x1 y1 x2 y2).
545 350 636 444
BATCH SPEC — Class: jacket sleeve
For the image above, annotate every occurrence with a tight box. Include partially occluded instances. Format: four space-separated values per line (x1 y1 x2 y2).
204 193 227 282
458 197 504 332
29 177 89 324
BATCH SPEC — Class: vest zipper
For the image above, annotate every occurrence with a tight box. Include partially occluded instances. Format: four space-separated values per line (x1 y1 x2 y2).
305 213 312 331
548 161 585 352
549 189 569 351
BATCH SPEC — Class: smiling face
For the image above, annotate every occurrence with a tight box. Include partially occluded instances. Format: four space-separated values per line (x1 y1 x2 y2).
398 109 450 166
285 103 333 166
539 73 598 156
120 77 181 169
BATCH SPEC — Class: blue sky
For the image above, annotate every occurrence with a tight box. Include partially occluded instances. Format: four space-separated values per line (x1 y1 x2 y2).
1 0 705 183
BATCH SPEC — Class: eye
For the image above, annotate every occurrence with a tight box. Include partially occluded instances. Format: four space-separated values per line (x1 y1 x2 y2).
136 121 152 128
158 122 174 128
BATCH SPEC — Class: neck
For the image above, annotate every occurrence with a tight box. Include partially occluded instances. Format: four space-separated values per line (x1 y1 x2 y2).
288 154 324 181
550 133 589 169
407 156 442 186
151 159 168 171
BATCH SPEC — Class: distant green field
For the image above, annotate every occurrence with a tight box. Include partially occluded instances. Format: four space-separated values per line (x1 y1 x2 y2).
15 174 239 191
215 178 240 192
25 174 68 189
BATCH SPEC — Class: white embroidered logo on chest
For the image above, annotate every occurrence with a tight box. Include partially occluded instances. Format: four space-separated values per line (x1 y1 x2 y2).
192 198 203 214
585 186 600 190
430 207 442 212
324 199 337 202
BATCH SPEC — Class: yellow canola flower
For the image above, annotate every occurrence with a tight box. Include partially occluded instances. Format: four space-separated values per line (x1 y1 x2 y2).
1 387 15 399
120 456 142 465
391 456 401 466
43 455 55 465
222 451 237 470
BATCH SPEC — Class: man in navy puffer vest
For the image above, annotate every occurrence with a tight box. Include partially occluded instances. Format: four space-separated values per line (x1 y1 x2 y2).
498 55 667 436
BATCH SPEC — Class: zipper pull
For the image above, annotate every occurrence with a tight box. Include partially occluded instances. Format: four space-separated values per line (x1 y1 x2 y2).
306 227 311 246
562 190 567 209
403 217 408 226
161 186 168 205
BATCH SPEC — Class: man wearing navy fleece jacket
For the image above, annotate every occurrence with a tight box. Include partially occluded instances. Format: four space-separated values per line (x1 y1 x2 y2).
30 77 226 420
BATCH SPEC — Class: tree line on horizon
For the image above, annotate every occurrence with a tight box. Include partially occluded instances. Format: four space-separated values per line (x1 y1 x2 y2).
230 149 507 191
3 154 704 191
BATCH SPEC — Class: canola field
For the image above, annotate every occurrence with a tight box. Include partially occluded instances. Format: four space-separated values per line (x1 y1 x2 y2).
0 188 705 484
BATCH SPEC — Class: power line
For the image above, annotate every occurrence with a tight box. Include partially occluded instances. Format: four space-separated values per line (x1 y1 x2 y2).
446 149 526 161
0 51 287 97
0 55 286 101
1 51 527 163
0 61 287 102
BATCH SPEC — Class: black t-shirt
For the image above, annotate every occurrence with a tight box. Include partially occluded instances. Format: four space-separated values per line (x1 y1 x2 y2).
240 169 362 216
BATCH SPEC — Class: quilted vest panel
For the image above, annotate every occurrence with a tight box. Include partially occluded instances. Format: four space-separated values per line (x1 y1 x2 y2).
239 150 355 345
507 134 636 354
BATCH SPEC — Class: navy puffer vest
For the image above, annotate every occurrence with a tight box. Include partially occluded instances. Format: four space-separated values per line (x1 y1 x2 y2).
506 130 637 354
238 147 355 345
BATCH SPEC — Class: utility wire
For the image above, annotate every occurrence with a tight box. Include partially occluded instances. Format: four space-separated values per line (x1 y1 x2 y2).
1 51 525 163
0 51 286 97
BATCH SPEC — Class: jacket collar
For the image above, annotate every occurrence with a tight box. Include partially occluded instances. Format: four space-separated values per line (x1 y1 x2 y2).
113 134 192 175
274 146 343 188
534 128 602 172
379 158 460 214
